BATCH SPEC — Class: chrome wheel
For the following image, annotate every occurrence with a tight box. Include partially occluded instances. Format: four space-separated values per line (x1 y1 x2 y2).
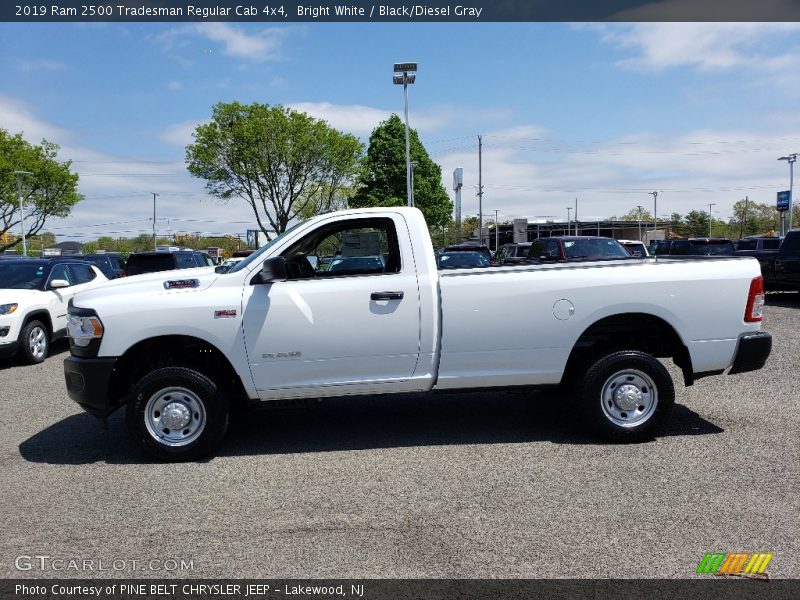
144 386 207 447
600 368 658 427
28 325 47 360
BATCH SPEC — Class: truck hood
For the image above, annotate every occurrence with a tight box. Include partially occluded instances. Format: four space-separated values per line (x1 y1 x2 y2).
72 267 220 308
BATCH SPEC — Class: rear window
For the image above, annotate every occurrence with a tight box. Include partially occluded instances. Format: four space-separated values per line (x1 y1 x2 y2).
126 254 177 275
688 240 734 255
736 240 757 251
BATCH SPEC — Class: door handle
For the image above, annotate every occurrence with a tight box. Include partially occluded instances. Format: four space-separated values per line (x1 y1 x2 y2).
371 291 404 301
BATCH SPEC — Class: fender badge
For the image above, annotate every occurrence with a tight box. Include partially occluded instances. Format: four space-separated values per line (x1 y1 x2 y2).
214 309 237 319
164 279 200 289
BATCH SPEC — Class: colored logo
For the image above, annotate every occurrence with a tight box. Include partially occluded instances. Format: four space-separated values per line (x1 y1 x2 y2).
697 552 773 576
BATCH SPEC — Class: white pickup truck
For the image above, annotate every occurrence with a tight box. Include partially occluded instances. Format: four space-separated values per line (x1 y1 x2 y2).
64 207 771 460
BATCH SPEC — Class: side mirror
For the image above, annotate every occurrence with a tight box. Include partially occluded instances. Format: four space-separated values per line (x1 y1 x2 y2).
258 256 287 283
214 265 226 274
49 279 70 289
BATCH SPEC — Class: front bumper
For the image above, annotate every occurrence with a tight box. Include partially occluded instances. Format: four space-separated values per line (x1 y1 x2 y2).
729 331 772 375
0 340 19 359
64 355 121 419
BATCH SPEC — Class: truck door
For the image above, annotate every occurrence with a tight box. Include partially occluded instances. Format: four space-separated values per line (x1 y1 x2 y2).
242 215 422 398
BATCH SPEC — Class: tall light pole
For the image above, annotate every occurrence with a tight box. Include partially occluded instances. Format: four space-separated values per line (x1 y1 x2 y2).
778 153 797 234
649 191 658 238
708 203 716 237
492 208 500 251
566 207 572 235
393 62 417 207
152 192 159 251
636 205 643 241
13 170 32 256
410 162 417 208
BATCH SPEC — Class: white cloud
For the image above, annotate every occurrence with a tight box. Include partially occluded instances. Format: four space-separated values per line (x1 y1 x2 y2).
286 101 509 138
160 120 200 147
436 124 798 222
19 59 66 72
589 22 800 73
0 94 71 142
155 23 289 62
167 81 183 91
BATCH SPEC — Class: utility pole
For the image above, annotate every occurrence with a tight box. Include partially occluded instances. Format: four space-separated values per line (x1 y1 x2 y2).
574 197 578 235
152 192 159 251
566 207 572 235
13 170 32 256
649 191 658 238
708 203 716 237
478 135 483 246
740 196 749 238
636 205 643 241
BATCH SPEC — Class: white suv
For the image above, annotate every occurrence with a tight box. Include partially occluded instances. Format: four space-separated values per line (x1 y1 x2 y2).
0 258 108 364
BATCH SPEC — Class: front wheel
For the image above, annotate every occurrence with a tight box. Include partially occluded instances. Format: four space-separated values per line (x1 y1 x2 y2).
126 367 230 461
19 320 49 364
577 350 675 443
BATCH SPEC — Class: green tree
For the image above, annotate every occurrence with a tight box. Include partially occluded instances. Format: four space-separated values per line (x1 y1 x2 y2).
351 115 453 230
684 210 710 237
1 129 82 252
616 207 653 221
186 102 363 239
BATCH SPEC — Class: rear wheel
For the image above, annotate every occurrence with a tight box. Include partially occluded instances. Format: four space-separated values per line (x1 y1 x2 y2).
19 320 49 364
577 350 674 442
126 367 230 461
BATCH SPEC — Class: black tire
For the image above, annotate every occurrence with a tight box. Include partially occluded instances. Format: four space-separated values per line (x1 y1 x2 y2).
19 319 49 364
126 367 230 461
577 350 674 443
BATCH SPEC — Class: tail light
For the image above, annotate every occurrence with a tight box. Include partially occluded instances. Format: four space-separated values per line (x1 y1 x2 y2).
744 275 765 323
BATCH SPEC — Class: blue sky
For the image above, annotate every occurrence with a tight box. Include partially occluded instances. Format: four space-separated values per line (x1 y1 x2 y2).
2 21 800 240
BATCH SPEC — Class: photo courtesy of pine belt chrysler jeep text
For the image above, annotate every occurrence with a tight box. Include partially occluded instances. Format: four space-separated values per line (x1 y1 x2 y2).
63 207 772 461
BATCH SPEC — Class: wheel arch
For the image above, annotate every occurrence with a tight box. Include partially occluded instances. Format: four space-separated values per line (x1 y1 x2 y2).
108 335 248 410
561 312 694 389
20 310 53 337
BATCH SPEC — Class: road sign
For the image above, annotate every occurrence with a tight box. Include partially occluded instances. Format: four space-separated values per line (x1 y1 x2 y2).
777 190 791 211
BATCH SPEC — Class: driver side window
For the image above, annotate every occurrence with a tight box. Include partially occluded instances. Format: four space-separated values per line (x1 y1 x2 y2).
282 217 401 279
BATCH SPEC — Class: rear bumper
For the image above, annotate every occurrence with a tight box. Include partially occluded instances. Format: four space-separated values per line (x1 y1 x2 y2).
64 355 121 419
728 331 772 375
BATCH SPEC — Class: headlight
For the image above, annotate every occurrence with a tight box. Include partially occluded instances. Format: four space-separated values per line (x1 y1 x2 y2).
67 313 104 347
0 303 18 315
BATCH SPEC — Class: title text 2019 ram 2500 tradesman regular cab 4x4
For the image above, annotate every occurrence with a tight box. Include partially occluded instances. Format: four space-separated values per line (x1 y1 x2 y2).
63 207 772 460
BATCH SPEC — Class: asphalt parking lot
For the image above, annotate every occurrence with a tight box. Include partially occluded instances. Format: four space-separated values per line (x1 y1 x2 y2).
0 294 798 580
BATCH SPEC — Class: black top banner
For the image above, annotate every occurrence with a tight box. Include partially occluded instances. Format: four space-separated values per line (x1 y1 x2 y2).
3 0 800 22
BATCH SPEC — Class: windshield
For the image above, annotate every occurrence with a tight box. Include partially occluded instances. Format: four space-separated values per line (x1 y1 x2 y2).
0 263 46 290
228 219 309 274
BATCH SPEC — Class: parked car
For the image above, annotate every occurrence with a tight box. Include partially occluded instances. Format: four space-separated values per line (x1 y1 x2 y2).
618 240 649 257
495 242 533 265
652 238 736 256
81 252 125 279
528 236 632 261
215 256 246 274
123 251 214 276
232 249 255 258
734 237 782 252
437 251 491 269
442 244 495 265
326 255 385 274
757 230 800 291
64 206 770 460
0 257 107 363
